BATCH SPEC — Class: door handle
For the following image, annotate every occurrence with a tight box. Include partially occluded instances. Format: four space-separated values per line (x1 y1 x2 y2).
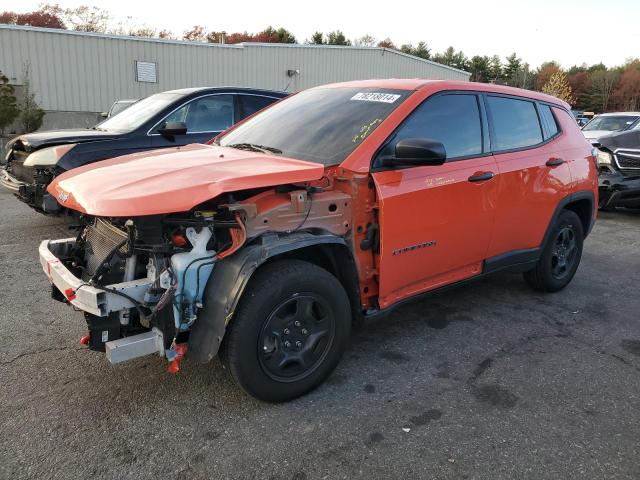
546 157 565 167
468 171 495 182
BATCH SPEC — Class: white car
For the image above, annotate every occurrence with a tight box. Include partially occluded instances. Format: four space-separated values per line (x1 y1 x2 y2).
581 112 640 144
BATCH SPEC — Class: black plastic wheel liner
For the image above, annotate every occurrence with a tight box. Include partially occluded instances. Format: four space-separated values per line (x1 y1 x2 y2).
187 232 349 364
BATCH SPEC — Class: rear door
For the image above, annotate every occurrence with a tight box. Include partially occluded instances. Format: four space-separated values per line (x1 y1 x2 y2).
150 94 235 147
484 96 572 260
371 92 499 309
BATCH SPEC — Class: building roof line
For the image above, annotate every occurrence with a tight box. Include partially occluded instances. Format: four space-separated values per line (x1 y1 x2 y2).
0 24 469 76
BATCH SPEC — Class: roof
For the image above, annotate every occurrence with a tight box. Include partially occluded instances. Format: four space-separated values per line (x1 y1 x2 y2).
595 112 640 116
162 86 288 96
0 24 469 77
316 79 572 108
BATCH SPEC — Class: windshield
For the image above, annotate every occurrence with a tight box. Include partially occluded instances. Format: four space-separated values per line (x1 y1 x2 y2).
97 93 181 132
109 100 137 117
583 115 639 132
218 87 409 166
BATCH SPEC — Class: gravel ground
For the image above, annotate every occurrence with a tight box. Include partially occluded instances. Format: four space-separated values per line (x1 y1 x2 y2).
1 188 639 480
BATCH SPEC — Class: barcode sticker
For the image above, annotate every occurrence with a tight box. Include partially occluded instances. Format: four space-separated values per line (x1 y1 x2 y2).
351 92 401 103
102 330 109 342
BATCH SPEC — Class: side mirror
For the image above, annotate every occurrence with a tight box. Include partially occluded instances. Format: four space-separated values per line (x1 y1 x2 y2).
158 121 188 136
100 112 108 118
388 138 446 167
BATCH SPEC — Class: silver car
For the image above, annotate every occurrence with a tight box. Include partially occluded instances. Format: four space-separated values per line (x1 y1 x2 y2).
582 112 640 144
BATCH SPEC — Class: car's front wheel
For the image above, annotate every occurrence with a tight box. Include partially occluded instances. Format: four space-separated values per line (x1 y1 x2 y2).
220 260 351 402
523 210 584 292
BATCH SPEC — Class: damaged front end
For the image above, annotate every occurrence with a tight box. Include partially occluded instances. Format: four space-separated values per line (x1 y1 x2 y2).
2 142 74 214
40 181 357 372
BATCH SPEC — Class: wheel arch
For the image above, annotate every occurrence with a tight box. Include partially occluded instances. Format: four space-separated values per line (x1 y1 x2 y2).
188 232 360 364
542 191 595 248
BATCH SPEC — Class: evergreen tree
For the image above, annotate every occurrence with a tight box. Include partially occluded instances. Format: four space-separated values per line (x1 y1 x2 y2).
0 71 19 136
309 32 324 44
19 64 45 133
326 30 350 46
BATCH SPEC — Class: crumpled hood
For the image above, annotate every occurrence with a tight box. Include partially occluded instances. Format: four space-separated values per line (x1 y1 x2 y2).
582 130 616 142
48 144 325 217
598 129 640 150
7 129 120 152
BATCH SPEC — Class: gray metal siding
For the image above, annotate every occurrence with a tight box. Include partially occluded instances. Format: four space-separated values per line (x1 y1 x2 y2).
0 25 469 112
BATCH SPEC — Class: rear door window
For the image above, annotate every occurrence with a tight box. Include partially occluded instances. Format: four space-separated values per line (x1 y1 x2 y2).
487 96 543 151
377 93 483 162
239 95 279 119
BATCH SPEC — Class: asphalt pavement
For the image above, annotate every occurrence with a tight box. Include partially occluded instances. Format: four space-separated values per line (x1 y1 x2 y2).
1 188 639 480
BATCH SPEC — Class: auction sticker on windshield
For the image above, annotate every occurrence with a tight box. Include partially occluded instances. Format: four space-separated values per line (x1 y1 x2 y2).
351 92 401 103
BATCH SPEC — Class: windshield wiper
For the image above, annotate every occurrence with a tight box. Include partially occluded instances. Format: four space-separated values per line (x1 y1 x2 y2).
227 143 282 155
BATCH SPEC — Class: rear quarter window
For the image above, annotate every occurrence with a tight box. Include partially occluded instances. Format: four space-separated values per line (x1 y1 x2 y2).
487 96 543 151
538 104 560 140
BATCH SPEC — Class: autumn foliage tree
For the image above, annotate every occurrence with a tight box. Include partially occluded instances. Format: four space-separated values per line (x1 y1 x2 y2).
542 71 576 105
0 7 65 28
2 4 640 113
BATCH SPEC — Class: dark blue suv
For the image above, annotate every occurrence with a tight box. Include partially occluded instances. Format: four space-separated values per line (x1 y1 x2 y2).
1 87 287 214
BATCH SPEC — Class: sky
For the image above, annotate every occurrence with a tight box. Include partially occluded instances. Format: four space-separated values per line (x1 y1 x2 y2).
2 0 639 69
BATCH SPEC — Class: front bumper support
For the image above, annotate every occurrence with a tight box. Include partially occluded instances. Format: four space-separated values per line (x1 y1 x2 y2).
39 238 153 317
0 168 24 193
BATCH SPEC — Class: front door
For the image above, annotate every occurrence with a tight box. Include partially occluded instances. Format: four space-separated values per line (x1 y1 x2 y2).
151 94 236 148
371 93 499 309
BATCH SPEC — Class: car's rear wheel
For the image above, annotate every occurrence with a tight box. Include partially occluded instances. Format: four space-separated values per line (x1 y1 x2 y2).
220 260 351 402
523 210 584 292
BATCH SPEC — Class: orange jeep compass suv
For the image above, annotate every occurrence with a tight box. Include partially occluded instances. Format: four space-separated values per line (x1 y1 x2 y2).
39 80 597 401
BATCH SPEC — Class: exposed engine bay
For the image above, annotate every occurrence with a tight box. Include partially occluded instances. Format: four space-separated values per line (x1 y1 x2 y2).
43 183 355 371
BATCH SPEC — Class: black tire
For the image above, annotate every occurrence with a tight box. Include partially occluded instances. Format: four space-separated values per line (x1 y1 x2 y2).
523 210 584 292
220 259 351 402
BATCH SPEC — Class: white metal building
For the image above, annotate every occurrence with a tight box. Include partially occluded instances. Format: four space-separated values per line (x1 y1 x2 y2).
0 25 469 129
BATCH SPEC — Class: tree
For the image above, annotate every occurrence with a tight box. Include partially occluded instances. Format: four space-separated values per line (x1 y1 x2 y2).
326 30 350 46
502 53 522 86
413 41 430 60
377 38 395 49
309 32 324 44
129 27 156 38
433 46 455 66
612 67 640 111
183 25 207 42
535 61 561 91
542 71 576 105
254 26 296 43
62 5 110 33
567 71 591 110
469 55 490 82
488 55 502 83
0 5 65 29
19 64 45 133
400 42 431 60
0 71 19 136
225 31 253 44
353 34 376 47
433 47 467 70
274 27 296 43
589 70 620 112
158 29 175 40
